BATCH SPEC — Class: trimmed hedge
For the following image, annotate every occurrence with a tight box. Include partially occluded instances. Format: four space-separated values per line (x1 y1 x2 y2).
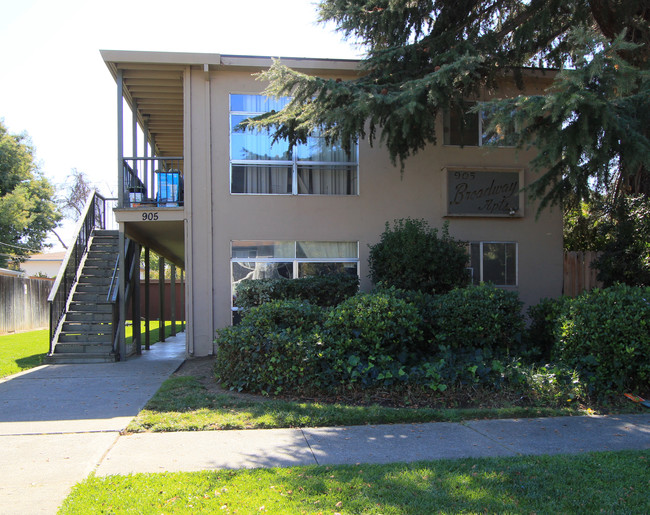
214 300 326 394
434 283 525 354
321 291 424 386
554 284 650 395
235 274 359 309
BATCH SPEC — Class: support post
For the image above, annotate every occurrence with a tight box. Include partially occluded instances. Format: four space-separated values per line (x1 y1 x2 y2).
133 243 141 354
181 269 185 332
170 264 176 337
118 228 126 360
159 256 165 342
144 247 150 350
117 71 126 360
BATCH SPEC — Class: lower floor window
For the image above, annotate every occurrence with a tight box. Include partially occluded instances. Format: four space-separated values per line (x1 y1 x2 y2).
231 240 359 311
468 242 518 286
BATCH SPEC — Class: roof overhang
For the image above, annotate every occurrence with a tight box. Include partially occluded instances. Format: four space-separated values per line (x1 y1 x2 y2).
101 50 361 158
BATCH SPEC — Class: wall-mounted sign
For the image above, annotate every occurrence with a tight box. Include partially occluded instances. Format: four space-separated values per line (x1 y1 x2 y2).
447 169 521 216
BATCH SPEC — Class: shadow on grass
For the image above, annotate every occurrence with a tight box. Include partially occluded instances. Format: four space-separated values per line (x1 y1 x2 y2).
129 375 583 432
60 450 650 514
14 353 46 370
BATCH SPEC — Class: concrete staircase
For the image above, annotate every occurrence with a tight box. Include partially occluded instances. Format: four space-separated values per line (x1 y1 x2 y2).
47 230 119 363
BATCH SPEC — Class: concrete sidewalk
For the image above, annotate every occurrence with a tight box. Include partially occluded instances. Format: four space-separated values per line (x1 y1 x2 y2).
96 414 650 476
0 334 187 515
1 333 649 514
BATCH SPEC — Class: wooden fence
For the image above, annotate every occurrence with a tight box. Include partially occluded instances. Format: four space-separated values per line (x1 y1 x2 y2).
563 251 602 297
0 275 53 334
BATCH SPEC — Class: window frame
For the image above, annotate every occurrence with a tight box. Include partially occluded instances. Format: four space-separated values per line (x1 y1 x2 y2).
466 241 518 287
443 102 517 148
230 240 360 313
229 94 359 196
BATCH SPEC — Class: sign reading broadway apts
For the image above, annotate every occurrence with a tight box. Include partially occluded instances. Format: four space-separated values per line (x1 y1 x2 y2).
447 170 520 216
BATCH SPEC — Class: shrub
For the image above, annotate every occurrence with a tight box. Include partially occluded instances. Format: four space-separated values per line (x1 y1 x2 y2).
368 218 469 295
555 284 650 396
214 300 328 394
525 296 572 361
235 274 359 309
434 283 524 354
373 285 438 346
321 291 423 385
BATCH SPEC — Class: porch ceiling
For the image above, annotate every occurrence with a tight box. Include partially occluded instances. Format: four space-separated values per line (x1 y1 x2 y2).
102 54 185 158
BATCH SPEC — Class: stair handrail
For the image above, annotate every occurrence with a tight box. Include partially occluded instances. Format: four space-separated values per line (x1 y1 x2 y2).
48 192 107 355
110 237 138 358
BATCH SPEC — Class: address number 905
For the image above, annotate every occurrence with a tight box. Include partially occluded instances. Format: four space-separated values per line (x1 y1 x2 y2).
142 212 159 221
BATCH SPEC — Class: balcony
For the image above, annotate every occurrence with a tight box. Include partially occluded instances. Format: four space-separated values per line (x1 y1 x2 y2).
114 156 185 266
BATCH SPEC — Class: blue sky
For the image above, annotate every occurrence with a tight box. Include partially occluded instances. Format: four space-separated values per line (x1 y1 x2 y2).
0 0 359 248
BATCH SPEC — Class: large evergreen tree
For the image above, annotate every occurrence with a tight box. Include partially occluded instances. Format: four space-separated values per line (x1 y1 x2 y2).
0 120 61 268
243 0 650 212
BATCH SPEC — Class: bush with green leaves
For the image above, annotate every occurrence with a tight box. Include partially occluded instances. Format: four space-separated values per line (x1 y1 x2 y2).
321 291 423 386
434 283 525 354
525 296 573 361
555 284 650 396
368 218 469 295
214 300 328 394
235 274 359 309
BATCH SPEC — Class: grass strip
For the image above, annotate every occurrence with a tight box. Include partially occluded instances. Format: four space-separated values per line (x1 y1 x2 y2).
60 450 650 514
0 329 48 378
125 320 184 346
127 376 588 432
0 321 183 379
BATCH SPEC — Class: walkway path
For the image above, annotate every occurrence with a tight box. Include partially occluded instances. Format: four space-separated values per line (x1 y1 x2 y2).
0 333 648 514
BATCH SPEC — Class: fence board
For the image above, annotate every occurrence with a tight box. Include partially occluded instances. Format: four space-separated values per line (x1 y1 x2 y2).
0 275 53 334
563 251 603 297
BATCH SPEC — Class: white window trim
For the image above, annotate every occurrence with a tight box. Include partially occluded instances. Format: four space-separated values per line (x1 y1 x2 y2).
230 240 361 312
230 94 360 196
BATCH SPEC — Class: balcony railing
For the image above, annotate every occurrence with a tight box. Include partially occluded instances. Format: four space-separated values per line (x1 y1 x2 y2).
121 157 184 209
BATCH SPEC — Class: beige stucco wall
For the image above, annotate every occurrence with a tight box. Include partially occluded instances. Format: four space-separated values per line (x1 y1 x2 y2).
185 66 563 357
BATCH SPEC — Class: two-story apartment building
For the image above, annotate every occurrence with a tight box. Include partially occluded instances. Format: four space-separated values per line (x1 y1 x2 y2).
101 50 562 358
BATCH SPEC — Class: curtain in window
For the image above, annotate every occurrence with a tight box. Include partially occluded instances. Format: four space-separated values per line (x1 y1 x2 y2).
297 166 357 195
296 241 358 259
232 165 292 194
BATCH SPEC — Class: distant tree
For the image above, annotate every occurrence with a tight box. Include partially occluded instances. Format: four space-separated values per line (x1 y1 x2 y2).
0 120 61 268
59 168 94 220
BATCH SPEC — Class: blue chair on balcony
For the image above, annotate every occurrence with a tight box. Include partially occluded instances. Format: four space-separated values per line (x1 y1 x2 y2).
155 170 183 206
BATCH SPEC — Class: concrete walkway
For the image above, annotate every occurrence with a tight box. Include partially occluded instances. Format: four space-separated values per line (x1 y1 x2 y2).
0 334 186 515
1 333 649 514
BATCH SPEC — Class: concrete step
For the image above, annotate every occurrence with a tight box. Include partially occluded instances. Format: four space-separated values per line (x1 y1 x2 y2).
72 293 112 303
77 275 113 284
75 285 111 294
68 302 113 313
65 312 113 322
46 352 118 364
58 333 112 343
52 342 114 353
62 321 113 332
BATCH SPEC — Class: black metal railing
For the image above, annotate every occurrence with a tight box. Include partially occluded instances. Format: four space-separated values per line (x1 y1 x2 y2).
48 192 111 354
122 157 184 208
109 237 138 358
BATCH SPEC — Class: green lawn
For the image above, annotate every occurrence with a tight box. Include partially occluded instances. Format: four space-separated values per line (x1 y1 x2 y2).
60 450 650 514
0 329 49 378
128 376 590 432
0 320 183 379
126 320 184 346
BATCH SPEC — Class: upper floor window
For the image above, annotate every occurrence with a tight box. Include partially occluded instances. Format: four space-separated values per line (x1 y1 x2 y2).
230 94 358 195
444 102 516 147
